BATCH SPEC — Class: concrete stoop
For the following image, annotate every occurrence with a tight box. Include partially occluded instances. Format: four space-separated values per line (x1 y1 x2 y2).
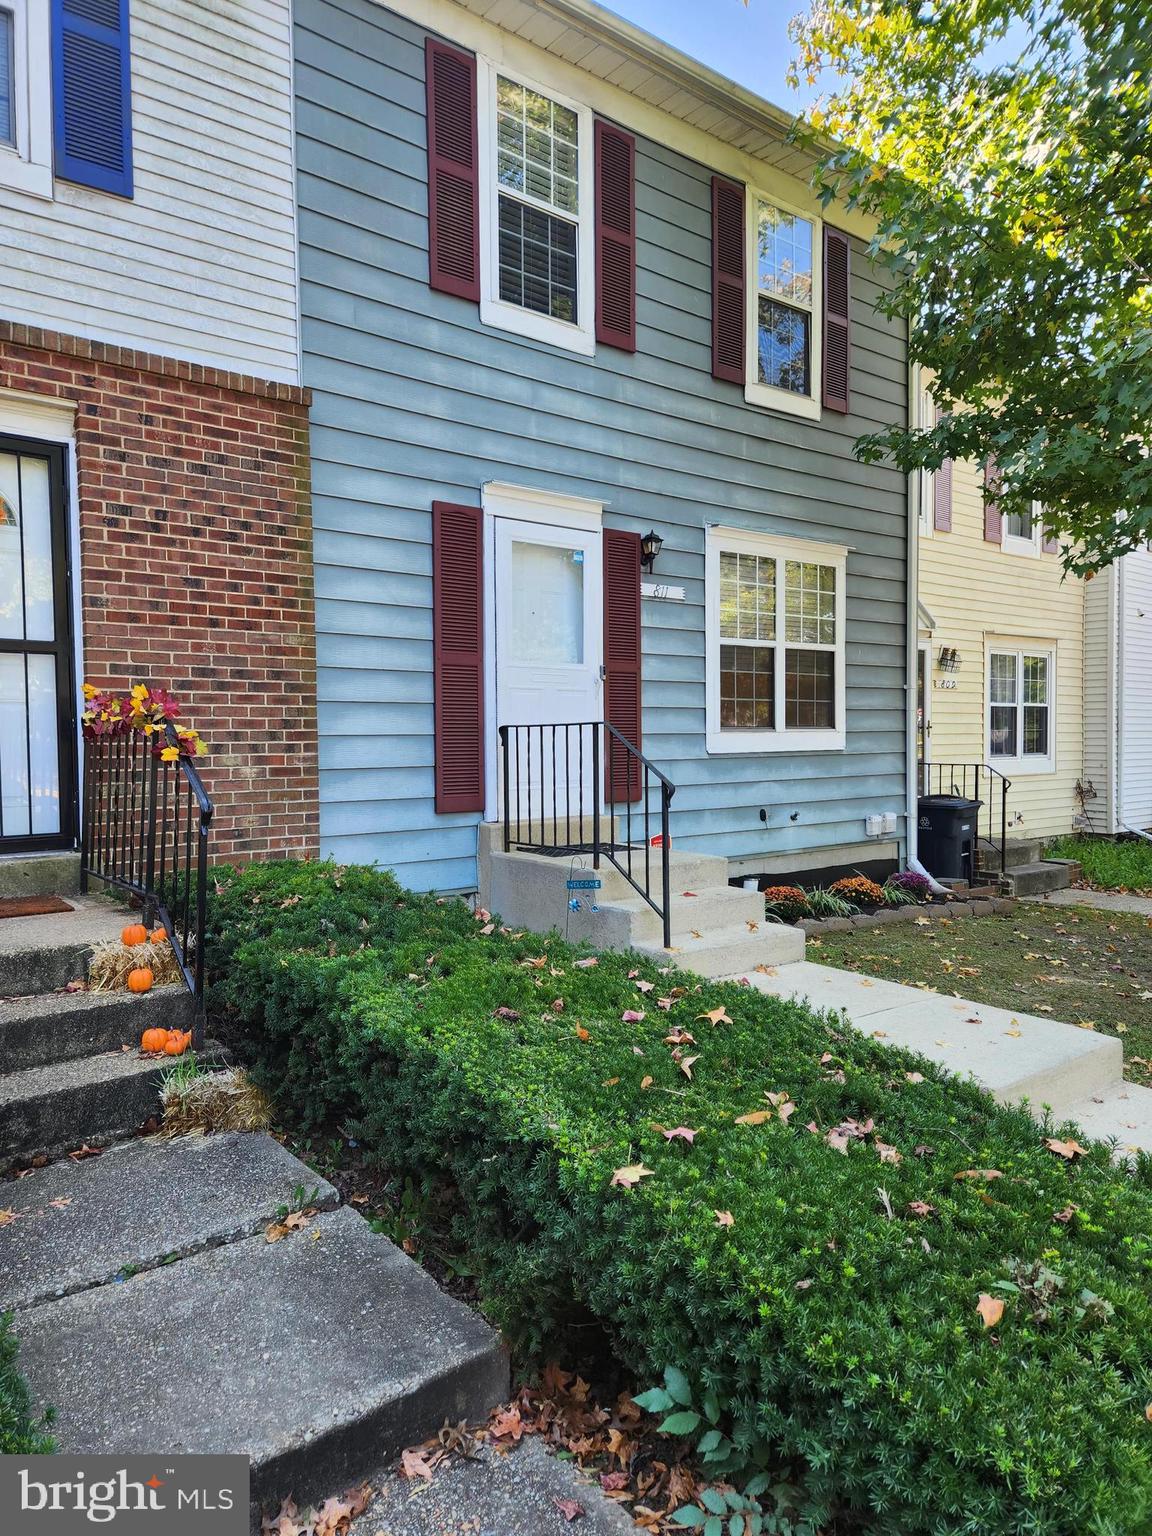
748 961 1151 1152
975 838 1080 897
0 883 512 1523
478 822 804 974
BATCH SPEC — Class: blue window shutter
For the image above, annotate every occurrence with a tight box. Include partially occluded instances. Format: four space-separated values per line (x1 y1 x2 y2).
51 0 133 197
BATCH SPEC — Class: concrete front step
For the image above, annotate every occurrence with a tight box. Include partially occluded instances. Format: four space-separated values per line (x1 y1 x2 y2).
976 837 1047 872
589 885 764 948
637 920 805 978
0 852 81 898
0 984 193 1074
1058 1081 1152 1156
1002 860 1079 897
17 1204 508 1514
747 962 1123 1121
0 1048 167 1169
0 1131 339 1310
0 895 130 996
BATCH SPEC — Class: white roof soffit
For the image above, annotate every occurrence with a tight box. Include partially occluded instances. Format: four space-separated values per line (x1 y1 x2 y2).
444 0 831 179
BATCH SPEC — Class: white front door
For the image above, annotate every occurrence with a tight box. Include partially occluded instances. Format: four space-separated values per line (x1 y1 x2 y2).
493 517 602 828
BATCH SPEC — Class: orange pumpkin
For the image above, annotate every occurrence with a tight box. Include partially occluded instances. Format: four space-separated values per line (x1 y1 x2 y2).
121 923 148 947
126 967 154 994
149 927 168 945
163 1030 192 1056
140 1027 168 1053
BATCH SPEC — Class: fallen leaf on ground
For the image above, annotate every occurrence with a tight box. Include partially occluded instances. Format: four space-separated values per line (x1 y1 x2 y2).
639 1075 653 1089
678 1055 699 1079
696 1006 732 1026
265 1210 309 1244
635 979 655 993
735 1110 771 1126
610 1164 654 1189
977 1293 1005 1329
0 1209 17 1226
714 1210 734 1227
621 1010 646 1023
489 1406 524 1441
955 1169 1003 1181
493 1006 521 1021
574 957 599 969
574 1026 591 1042
1045 1137 1089 1160
662 1126 696 1143
905 1071 925 1084
554 1497 584 1522
399 1447 438 1482
907 1200 936 1218
1053 1205 1077 1223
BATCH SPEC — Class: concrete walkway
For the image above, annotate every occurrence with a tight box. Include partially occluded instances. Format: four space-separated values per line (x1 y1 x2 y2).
1024 886 1152 917
740 960 1152 1155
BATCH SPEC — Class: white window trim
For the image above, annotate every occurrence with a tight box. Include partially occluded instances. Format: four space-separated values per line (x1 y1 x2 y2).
1001 500 1043 558
705 525 847 754
477 55 595 357
744 187 822 421
986 643 1056 776
0 0 52 199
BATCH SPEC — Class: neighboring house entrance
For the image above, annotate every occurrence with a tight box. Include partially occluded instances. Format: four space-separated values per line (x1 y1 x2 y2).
492 515 603 824
0 437 76 853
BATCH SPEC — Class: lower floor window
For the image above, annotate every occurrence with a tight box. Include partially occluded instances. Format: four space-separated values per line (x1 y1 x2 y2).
707 529 846 752
989 648 1052 765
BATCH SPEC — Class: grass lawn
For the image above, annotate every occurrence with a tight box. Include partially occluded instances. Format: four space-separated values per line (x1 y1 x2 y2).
1047 834 1152 892
814 903 1152 1082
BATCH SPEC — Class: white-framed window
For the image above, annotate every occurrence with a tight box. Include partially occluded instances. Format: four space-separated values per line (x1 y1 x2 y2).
705 527 847 753
1002 500 1042 557
988 646 1055 773
477 57 595 356
745 192 822 420
0 0 50 199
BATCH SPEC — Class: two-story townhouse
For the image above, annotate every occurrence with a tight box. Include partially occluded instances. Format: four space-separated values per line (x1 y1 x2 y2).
300 0 913 923
914 374 1085 885
0 0 318 864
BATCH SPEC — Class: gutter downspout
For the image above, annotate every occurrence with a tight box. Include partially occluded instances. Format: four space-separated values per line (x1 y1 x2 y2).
904 353 921 874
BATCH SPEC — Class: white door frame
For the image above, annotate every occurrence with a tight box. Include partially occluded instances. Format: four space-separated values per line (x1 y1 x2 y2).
480 482 606 820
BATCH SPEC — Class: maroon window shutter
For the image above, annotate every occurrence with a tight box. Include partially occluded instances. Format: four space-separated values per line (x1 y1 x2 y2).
711 175 745 383
432 501 485 813
595 119 636 351
822 226 851 412
984 459 1003 542
933 456 953 531
425 39 480 303
602 528 642 803
1042 518 1059 554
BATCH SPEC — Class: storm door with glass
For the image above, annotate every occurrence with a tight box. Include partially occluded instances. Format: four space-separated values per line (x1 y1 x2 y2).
0 438 76 851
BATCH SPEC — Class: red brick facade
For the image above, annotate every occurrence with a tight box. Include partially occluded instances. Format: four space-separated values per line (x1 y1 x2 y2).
0 323 319 862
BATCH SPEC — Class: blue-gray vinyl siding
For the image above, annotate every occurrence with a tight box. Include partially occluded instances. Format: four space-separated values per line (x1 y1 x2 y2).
298 0 910 893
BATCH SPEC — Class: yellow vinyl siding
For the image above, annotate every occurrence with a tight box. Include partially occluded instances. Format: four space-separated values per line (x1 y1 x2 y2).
919 454 1084 840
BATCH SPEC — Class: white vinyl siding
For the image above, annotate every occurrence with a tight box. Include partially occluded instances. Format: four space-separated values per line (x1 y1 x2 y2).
0 0 299 380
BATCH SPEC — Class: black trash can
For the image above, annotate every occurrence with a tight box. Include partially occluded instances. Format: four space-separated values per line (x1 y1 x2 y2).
917 794 982 882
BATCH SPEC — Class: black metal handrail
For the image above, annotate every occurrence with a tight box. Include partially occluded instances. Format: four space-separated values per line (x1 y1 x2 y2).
498 720 676 949
80 720 214 1042
918 760 1011 880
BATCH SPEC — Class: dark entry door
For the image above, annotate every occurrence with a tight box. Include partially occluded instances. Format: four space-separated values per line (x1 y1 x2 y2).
0 437 77 852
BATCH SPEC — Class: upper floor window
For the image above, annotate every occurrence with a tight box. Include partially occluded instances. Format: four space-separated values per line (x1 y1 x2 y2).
0 0 51 198
1002 501 1041 556
479 60 594 355
706 527 846 753
745 193 823 419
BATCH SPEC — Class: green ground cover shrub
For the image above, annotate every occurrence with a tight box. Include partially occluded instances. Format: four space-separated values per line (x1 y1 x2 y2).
0 1314 54 1454
207 862 1152 1536
1048 835 1152 893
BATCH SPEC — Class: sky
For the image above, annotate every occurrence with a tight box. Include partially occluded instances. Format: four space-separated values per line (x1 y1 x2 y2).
599 0 819 111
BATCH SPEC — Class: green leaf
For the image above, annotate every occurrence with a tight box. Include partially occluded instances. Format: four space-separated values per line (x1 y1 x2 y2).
633 1387 674 1414
659 1410 702 1436
729 1516 745 1536
744 1474 771 1498
697 1429 723 1454
704 1520 724 1536
663 1364 694 1406
669 1508 706 1529
701 1389 721 1425
700 1489 727 1516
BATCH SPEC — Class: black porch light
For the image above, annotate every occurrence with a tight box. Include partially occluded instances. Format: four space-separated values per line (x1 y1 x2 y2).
640 529 664 573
